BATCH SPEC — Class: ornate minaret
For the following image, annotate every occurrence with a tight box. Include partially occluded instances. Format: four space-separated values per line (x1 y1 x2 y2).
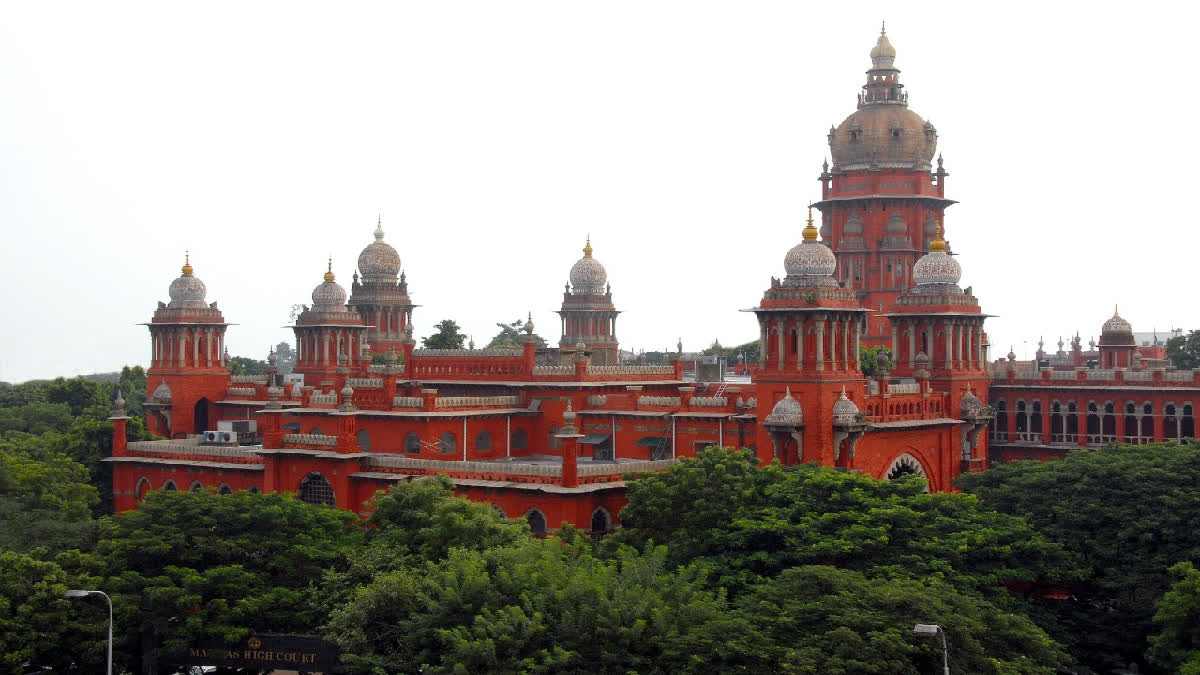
1098 307 1137 369
750 209 870 466
558 238 620 365
348 217 417 355
292 260 368 384
813 26 953 348
142 254 231 438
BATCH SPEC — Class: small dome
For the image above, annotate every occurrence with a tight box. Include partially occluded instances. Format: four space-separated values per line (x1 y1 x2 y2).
960 388 982 417
870 25 897 65
784 212 837 280
312 262 348 308
357 219 401 283
569 238 608 294
1102 307 1132 334
764 388 804 426
168 255 208 309
843 212 864 235
912 232 961 287
151 382 172 404
832 387 860 423
885 211 907 234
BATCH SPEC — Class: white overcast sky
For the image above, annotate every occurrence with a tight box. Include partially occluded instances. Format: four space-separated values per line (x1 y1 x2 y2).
1 2 1196 383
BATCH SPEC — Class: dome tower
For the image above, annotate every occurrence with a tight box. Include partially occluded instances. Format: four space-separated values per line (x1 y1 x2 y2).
143 253 231 438
749 208 870 466
557 237 620 365
1098 306 1137 368
813 26 955 350
292 259 369 382
347 217 417 356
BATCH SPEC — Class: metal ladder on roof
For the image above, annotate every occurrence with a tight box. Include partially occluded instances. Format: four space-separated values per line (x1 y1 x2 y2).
713 382 728 398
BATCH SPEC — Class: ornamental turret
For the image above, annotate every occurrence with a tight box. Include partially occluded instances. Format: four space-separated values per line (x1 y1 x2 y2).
143 253 231 438
348 217 417 355
1098 306 1136 368
558 237 620 365
292 259 368 382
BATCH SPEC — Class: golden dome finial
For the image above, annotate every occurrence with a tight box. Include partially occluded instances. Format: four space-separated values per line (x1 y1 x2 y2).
182 250 193 276
930 219 946 253
324 256 335 282
583 235 593 258
802 205 819 242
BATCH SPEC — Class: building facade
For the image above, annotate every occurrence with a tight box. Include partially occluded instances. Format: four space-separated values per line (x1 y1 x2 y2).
107 28 1193 532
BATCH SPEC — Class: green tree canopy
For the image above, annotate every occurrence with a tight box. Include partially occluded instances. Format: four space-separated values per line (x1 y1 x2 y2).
45 376 102 417
1149 561 1200 674
59 490 363 673
422 319 466 349
1167 329 1200 369
229 355 267 375
0 447 98 555
609 447 1078 596
274 341 296 374
958 441 1200 672
0 551 105 673
859 345 894 376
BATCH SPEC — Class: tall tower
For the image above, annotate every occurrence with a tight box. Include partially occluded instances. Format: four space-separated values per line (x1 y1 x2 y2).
558 238 620 365
142 255 230 438
750 211 869 465
292 261 369 384
814 26 953 348
348 218 417 355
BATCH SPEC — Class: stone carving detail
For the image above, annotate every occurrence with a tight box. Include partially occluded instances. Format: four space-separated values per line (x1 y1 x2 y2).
638 396 681 407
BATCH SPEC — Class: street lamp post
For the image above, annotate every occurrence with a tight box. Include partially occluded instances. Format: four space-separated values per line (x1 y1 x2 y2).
912 623 950 675
65 589 112 675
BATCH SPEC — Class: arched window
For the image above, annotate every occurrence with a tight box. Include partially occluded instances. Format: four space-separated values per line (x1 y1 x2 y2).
1086 401 1101 444
310 427 324 436
526 509 547 536
297 473 335 506
511 428 528 450
1165 403 1179 440
884 453 929 492
991 400 1007 441
1142 402 1154 443
491 504 506 518
162 480 178 492
1124 402 1139 444
1102 402 1116 442
1030 400 1043 436
1051 401 1065 443
1183 403 1195 439
475 431 493 452
439 432 457 454
590 507 611 534
404 432 420 454
189 481 204 492
1015 401 1029 440
1066 401 1079 440
356 429 372 452
136 477 150 502
217 484 233 495
248 485 261 494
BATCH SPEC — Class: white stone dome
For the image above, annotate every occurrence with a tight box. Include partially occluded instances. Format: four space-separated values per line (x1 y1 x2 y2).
1102 307 1132 334
312 264 347 308
832 387 860 423
357 220 401 283
569 239 607 295
168 257 207 309
913 234 961 286
960 388 982 416
764 387 804 426
784 214 837 280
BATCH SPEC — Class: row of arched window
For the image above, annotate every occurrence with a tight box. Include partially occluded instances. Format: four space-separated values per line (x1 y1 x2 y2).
496 505 612 536
135 477 255 501
863 399 943 419
990 399 1196 445
397 428 532 454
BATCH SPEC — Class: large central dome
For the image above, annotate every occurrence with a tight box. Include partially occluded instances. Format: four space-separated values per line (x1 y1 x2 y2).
828 28 937 171
569 238 607 295
357 219 401 283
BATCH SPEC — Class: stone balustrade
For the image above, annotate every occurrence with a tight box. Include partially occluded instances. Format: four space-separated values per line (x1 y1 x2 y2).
412 348 522 357
532 365 573 375
639 396 681 407
392 396 424 408
226 387 257 396
367 455 562 476
1086 370 1115 381
435 395 522 408
309 392 338 405
586 395 607 406
230 375 268 384
1165 371 1195 382
690 396 728 407
576 459 677 476
128 439 257 458
588 365 673 375
283 433 338 447
886 383 920 394
1124 370 1154 381
347 377 383 388
1050 370 1079 381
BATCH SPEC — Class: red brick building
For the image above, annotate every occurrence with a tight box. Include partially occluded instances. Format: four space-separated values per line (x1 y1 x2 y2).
110 27 1169 531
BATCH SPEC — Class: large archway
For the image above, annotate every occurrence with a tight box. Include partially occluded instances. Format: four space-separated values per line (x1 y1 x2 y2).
884 453 930 492
193 398 210 435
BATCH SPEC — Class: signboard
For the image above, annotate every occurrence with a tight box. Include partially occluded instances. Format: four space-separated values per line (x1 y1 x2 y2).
165 633 342 673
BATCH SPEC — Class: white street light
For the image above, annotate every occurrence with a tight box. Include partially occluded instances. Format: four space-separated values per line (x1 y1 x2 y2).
912 623 950 675
65 589 112 675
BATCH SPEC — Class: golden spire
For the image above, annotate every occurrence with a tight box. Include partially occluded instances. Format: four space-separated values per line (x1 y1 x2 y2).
181 250 193 276
324 257 335 282
930 219 946 253
583 235 593 258
802 206 819 242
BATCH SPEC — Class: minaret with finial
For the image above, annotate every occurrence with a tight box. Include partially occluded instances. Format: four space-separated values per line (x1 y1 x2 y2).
347 214 416 357
558 236 621 365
